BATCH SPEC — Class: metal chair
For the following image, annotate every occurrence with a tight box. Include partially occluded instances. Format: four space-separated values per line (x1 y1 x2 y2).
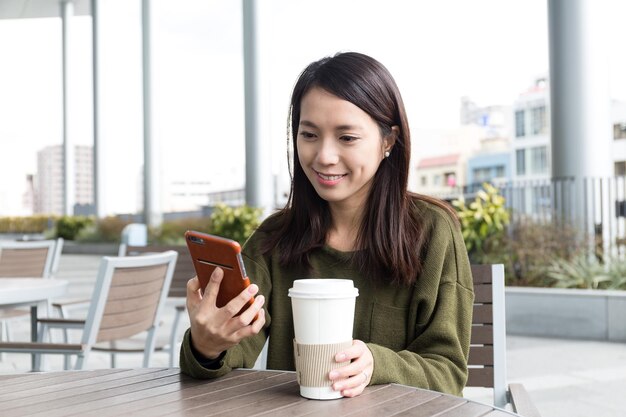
468 264 542 417
0 251 177 370
117 243 194 366
0 239 60 349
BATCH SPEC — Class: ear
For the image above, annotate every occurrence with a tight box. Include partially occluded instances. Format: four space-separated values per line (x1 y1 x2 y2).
383 125 399 153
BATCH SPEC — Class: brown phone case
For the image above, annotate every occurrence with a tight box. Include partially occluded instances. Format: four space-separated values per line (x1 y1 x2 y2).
185 230 255 317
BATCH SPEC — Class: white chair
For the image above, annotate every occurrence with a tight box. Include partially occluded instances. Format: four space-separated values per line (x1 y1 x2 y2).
0 251 178 370
118 244 192 367
468 264 542 417
0 239 60 349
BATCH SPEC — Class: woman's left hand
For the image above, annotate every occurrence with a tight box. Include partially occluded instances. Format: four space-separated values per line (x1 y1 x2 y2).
328 339 373 397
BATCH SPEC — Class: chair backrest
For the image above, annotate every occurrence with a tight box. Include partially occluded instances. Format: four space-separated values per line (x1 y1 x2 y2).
50 238 64 277
80 251 178 347
0 240 57 278
467 264 508 408
118 244 194 298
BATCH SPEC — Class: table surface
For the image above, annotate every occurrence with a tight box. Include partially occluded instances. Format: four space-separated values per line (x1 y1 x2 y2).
0 368 521 417
0 278 68 308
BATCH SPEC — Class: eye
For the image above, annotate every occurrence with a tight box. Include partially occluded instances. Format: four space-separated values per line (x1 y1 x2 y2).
340 135 358 143
299 131 316 140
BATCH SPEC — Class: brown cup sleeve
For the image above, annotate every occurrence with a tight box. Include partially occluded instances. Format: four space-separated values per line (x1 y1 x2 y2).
293 339 352 387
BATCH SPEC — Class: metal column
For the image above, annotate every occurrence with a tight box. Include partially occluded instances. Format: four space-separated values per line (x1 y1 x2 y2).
142 0 161 227
91 0 103 218
61 0 75 216
243 0 273 217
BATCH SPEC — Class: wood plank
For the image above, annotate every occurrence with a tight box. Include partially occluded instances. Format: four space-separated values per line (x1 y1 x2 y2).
253 383 391 417
29 371 185 417
340 387 440 417
467 367 494 388
392 393 468 416
202 381 303 417
473 284 493 303
471 265 493 284
84 370 281 417
0 368 177 415
278 385 414 417
472 304 493 324
468 345 494 365
135 372 298 416
0 369 125 396
436 400 495 417
470 325 493 344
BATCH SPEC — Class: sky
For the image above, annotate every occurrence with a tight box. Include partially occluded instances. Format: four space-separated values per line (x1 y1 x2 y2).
1 0 625 216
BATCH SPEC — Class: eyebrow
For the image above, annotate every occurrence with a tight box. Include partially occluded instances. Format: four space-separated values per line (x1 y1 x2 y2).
299 120 362 131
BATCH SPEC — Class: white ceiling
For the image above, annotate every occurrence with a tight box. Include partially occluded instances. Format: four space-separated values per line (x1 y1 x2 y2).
0 0 90 20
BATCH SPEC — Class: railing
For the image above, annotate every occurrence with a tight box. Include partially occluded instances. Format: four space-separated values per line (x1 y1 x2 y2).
438 176 626 260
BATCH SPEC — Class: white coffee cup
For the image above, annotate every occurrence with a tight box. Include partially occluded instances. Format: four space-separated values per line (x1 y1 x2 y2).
288 279 359 400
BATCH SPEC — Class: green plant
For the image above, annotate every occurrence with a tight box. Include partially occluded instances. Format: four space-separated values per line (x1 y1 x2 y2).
452 183 510 262
546 256 626 290
152 217 213 245
76 216 133 243
546 256 610 289
55 216 94 240
0 216 56 234
209 204 262 245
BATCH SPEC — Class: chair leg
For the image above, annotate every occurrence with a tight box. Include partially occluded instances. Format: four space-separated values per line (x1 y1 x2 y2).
169 307 184 367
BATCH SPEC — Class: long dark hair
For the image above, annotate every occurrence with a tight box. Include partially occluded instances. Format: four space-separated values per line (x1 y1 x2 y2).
261 52 456 286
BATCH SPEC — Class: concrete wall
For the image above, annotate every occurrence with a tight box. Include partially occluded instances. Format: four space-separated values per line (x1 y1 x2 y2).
506 287 626 342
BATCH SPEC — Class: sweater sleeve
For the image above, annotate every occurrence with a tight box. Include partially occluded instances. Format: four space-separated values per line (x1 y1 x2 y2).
179 231 272 379
366 208 474 396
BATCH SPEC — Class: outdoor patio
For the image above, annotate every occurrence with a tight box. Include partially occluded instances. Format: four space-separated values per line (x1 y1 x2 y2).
1 253 625 417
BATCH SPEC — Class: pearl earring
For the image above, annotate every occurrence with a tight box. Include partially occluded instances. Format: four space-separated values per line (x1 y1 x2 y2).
384 151 390 158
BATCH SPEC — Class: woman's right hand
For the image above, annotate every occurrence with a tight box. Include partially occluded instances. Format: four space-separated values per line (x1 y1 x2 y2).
186 267 266 359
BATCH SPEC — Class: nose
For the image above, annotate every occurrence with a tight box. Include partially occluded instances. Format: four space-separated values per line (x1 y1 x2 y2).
315 138 339 166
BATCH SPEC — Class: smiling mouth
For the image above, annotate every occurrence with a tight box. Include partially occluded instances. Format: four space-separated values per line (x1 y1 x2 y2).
316 172 346 181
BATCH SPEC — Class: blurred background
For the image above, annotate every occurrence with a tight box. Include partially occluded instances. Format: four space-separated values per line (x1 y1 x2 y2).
1 0 624 220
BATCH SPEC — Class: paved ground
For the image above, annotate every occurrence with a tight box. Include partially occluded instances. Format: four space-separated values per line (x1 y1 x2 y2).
2 254 626 417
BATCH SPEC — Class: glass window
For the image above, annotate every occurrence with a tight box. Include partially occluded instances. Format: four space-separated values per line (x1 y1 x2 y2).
420 176 427 186
495 165 505 178
516 149 526 175
614 123 626 140
515 110 525 137
616 161 626 176
530 106 547 135
530 146 548 174
473 167 490 183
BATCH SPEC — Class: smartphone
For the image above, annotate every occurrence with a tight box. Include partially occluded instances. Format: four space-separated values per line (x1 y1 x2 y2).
185 230 255 317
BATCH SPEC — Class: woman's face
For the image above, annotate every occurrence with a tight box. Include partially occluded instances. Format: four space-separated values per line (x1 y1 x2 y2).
297 87 392 210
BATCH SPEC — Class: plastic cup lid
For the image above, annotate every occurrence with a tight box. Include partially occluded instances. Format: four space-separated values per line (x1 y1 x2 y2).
288 279 359 299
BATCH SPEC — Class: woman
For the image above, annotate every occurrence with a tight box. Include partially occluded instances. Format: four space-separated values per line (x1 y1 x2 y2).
180 52 474 397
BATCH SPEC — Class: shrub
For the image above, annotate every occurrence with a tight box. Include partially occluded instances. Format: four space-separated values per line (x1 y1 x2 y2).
479 218 587 286
546 256 626 290
55 216 94 240
209 204 262 245
76 216 133 243
452 183 510 263
153 217 213 245
0 216 55 234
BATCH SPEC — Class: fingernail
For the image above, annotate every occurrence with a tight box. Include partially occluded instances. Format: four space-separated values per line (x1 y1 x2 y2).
248 284 258 294
329 371 338 380
336 353 346 362
256 295 265 304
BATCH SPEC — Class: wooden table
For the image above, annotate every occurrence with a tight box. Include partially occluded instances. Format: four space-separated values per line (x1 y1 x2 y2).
0 368 522 417
0 278 68 368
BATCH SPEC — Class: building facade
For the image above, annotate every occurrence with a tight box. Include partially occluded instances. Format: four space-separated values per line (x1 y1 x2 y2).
35 145 94 215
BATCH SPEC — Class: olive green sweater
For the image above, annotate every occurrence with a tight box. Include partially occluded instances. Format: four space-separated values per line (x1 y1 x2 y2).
179 199 474 395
